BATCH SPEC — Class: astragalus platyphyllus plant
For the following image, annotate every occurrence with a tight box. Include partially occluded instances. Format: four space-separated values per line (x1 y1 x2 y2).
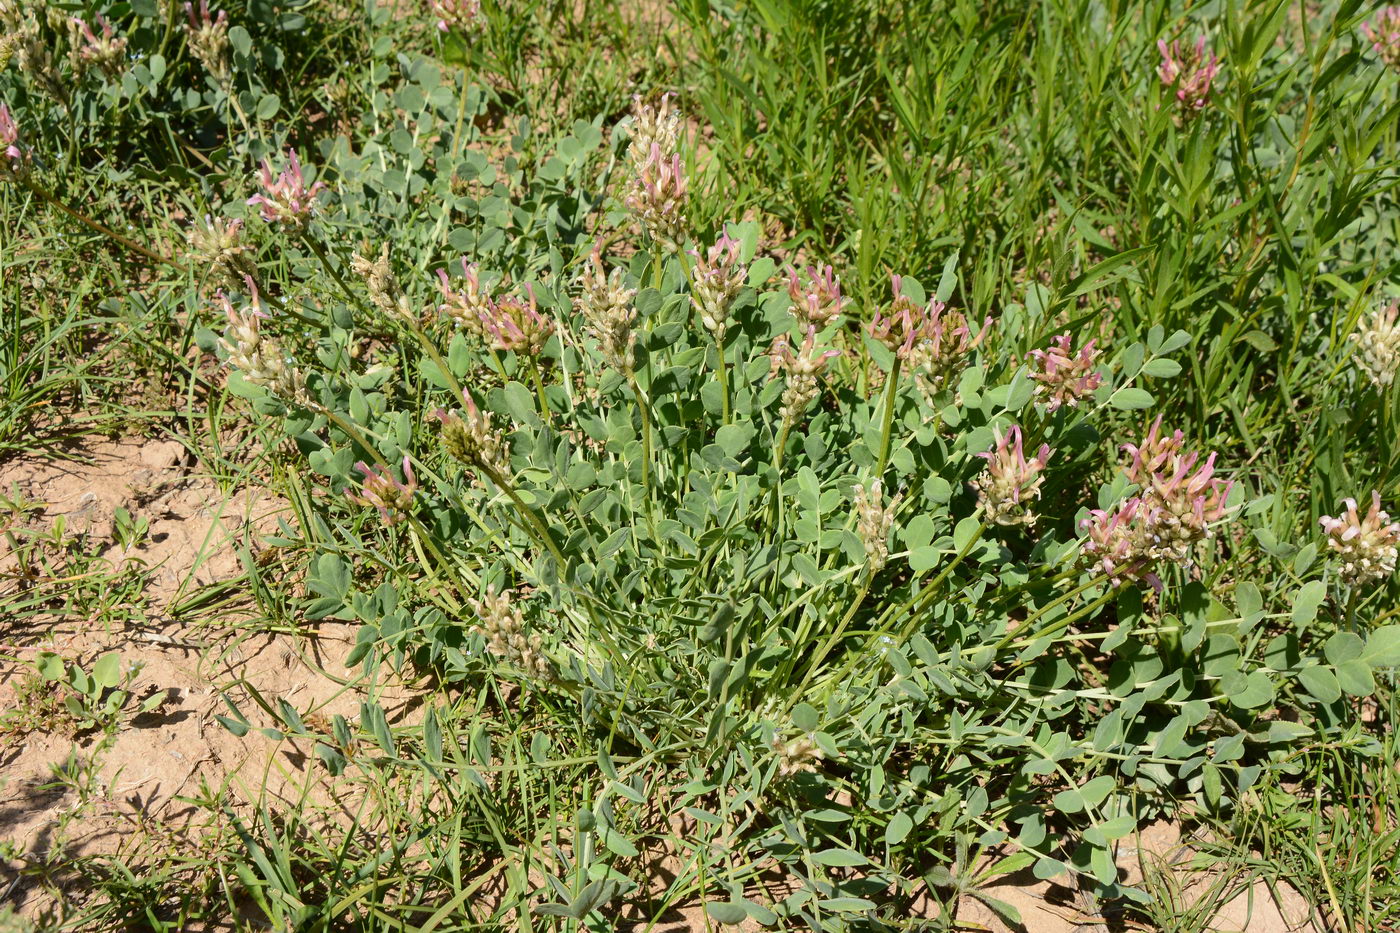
1364 6 1400 70
248 149 325 231
1320 492 1400 587
191 80 1400 931
1351 299 1400 388
1157 34 1221 114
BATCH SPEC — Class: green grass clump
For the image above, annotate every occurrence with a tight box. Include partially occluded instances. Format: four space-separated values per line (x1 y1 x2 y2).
1 0 1399 930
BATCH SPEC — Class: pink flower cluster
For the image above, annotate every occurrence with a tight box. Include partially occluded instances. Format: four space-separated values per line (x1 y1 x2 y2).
625 143 688 251
973 425 1052 527
0 103 27 179
1320 492 1399 587
690 230 746 341
1028 333 1103 411
436 262 554 355
71 15 129 78
434 390 510 481
349 457 418 525
248 149 326 231
1157 36 1221 114
431 0 485 34
1081 417 1233 589
769 325 841 423
1364 7 1400 71
786 264 844 330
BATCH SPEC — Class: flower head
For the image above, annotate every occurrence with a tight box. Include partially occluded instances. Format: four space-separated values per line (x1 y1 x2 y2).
625 143 687 252
574 248 638 373
786 264 844 330
184 0 230 83
772 732 823 778
869 276 990 398
690 230 746 342
248 149 326 231
1320 492 1400 587
215 276 306 402
470 586 553 681
189 216 257 292
1157 35 1221 114
351 243 415 324
973 425 1052 527
349 456 418 525
1351 300 1400 388
434 390 510 481
1363 7 1400 71
1081 498 1164 591
430 0 484 33
769 325 840 424
436 259 493 337
853 480 901 573
1028 333 1103 411
70 14 128 78
627 92 681 169
481 284 554 355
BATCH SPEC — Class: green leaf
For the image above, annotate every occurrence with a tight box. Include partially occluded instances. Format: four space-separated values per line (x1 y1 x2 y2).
811 848 868 867
1108 387 1155 409
1364 626 1400 666
1296 665 1340 704
92 653 122 690
1141 358 1182 378
715 422 755 458
503 381 539 425
885 811 914 845
1335 659 1375 697
1324 631 1365 665
1290 580 1326 627
705 902 748 925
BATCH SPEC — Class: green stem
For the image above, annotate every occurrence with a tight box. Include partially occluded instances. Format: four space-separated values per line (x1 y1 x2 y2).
480 463 567 572
715 335 731 426
304 235 363 311
25 180 177 269
530 358 552 420
317 405 388 469
782 574 873 713
875 357 902 478
628 371 653 494
993 573 1112 653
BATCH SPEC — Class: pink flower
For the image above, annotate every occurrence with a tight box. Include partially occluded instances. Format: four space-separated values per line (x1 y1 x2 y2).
436 259 493 336
248 149 326 230
1157 36 1221 113
1363 7 1400 71
1028 333 1103 411
625 143 687 250
71 14 130 77
786 264 844 330
0 103 28 178
690 230 747 341
480 284 555 354
1320 492 1400 586
1081 498 1165 591
973 425 1052 527
769 325 841 423
349 456 418 525
431 0 484 33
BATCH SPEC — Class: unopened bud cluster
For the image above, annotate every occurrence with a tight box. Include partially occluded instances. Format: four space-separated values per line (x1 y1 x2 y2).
351 244 416 324
973 426 1052 526
184 0 230 84
574 251 638 372
853 480 900 572
1028 333 1103 411
626 93 681 171
189 217 257 292
216 281 306 402
769 326 840 424
1351 300 1399 388
1320 492 1399 587
690 231 746 342
772 733 823 778
431 0 485 33
349 456 418 526
434 391 511 481
786 264 844 330
469 586 553 681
